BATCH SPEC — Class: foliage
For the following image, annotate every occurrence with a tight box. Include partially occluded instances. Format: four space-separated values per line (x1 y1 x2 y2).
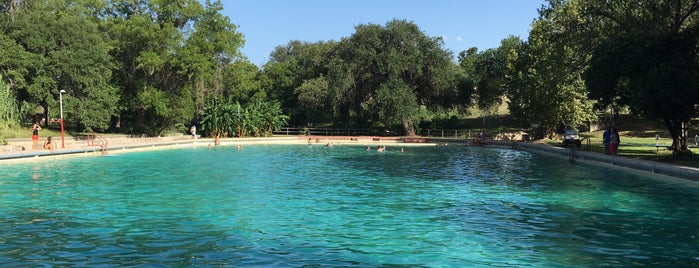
104 0 243 135
223 60 267 104
505 5 597 137
464 36 523 111
5 0 695 143
201 98 287 138
201 98 237 138
263 40 334 126
241 100 289 137
370 78 419 132
294 76 330 126
0 74 18 144
2 0 118 130
580 0 699 152
328 19 464 135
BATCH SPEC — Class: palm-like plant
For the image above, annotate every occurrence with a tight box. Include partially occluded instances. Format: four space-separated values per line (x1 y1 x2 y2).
201 98 289 138
201 99 224 138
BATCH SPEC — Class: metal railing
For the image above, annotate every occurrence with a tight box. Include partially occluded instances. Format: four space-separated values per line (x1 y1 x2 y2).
273 127 489 139
273 127 391 137
87 132 109 155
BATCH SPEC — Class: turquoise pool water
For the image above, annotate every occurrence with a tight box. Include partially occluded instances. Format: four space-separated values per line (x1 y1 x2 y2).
1 144 698 267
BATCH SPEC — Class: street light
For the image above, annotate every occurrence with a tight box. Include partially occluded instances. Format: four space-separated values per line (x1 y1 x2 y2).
237 104 241 138
59 90 66 148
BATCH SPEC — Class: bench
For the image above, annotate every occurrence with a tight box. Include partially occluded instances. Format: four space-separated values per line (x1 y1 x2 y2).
653 145 674 153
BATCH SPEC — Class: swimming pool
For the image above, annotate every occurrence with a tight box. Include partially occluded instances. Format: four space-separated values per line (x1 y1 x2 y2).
1 144 698 267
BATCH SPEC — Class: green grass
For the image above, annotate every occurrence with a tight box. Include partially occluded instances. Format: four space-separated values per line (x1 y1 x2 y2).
461 107 699 168
548 130 699 168
2 123 74 141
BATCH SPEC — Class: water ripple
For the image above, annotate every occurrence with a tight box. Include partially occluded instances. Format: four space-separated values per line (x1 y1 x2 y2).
0 145 698 266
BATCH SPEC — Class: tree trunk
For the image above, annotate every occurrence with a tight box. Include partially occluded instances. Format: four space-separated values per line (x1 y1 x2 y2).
402 118 415 136
664 117 690 153
134 109 145 133
41 102 49 127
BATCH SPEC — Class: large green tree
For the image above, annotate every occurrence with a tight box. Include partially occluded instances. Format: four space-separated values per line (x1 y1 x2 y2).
176 0 244 125
504 2 596 137
527 0 699 151
2 0 118 131
263 40 334 126
581 0 699 152
328 19 462 135
459 36 532 127
222 59 267 104
105 0 243 135
294 76 330 126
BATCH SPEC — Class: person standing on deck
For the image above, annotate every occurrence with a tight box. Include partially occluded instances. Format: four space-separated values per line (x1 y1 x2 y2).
602 127 611 154
609 128 620 155
31 122 41 150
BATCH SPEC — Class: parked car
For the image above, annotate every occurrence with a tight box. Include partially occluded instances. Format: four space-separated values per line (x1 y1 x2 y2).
562 129 582 147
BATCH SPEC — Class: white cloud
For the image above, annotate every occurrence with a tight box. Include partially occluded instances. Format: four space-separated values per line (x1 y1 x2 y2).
456 36 463 42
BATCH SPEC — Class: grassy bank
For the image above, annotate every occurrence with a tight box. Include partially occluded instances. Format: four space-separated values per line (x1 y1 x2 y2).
3 125 64 141
548 129 699 168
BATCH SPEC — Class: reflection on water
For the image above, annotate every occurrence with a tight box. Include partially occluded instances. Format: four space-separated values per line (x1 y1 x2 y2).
0 144 698 267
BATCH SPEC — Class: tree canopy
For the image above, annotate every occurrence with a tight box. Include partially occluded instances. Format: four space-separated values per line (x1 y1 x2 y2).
3 0 117 131
582 0 699 152
328 19 465 135
2 0 696 147
520 0 699 151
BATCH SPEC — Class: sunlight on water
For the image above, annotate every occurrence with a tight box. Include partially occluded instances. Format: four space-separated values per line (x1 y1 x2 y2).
1 144 698 267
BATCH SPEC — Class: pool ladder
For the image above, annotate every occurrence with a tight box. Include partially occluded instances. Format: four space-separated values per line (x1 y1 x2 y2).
87 133 109 155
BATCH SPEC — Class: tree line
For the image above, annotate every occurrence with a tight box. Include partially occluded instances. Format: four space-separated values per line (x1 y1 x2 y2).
1 0 698 152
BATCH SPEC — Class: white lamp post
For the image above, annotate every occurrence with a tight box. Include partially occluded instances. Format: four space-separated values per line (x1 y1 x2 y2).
59 90 66 148
237 105 241 138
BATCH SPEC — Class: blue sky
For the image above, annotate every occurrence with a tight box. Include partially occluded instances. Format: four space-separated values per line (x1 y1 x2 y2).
220 0 547 66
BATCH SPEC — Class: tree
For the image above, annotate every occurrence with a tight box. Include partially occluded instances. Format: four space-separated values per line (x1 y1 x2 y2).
370 78 419 132
222 59 267 104
106 0 243 135
582 0 699 152
263 40 334 126
467 37 521 111
176 0 244 126
294 76 330 126
459 37 534 128
328 19 461 135
2 0 118 131
504 2 597 137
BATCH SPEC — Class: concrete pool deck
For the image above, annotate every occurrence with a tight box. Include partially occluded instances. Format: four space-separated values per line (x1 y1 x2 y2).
0 135 415 162
2 135 698 181
0 135 304 162
484 140 699 181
